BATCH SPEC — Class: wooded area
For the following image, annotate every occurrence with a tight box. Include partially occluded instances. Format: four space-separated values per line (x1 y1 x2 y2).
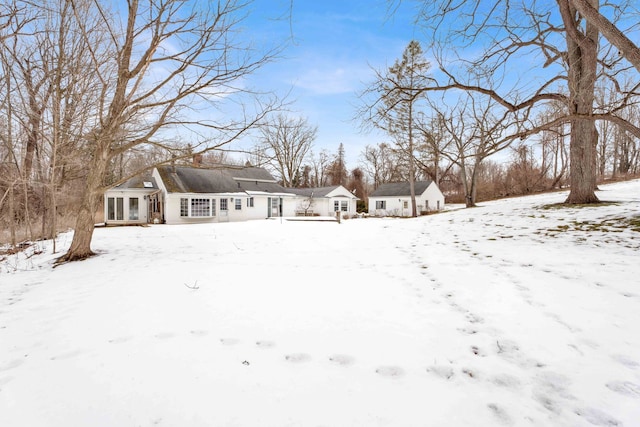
1 0 639 255
0 0 281 259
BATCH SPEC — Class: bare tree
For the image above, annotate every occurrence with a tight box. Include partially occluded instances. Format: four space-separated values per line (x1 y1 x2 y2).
359 142 401 189
51 0 283 262
506 143 548 195
436 94 525 207
392 0 640 204
568 0 640 72
613 104 640 175
414 113 456 186
307 149 331 187
257 113 317 187
296 193 316 216
0 1 37 247
536 103 570 189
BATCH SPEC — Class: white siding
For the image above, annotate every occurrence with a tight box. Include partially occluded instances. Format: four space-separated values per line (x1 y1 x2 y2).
162 193 298 224
293 186 358 217
104 190 150 224
368 182 445 217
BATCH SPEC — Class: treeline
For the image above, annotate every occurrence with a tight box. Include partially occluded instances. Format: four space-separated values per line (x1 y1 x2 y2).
0 0 282 255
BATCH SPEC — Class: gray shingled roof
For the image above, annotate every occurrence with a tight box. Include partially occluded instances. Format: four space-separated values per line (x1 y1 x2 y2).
285 186 340 197
113 174 158 190
369 181 433 197
156 165 286 194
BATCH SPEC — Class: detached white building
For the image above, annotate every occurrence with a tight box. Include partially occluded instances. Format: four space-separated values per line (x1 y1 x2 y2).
368 181 445 217
286 186 359 219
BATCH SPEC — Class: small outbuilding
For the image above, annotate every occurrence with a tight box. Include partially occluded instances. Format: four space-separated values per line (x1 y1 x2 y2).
286 185 359 219
368 181 444 217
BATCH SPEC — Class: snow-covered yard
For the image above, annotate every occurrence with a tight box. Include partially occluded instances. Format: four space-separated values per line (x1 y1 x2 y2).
1 180 639 426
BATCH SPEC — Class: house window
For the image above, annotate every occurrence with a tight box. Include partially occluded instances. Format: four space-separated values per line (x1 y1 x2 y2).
220 198 228 211
129 198 139 220
341 201 348 212
191 198 210 217
180 198 188 217
106 197 125 220
403 201 408 209
375 200 386 210
107 197 115 220
247 197 254 207
114 197 124 220
235 198 242 210
334 201 340 211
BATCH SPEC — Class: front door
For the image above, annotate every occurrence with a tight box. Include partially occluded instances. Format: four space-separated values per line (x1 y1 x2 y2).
267 197 280 217
220 198 229 222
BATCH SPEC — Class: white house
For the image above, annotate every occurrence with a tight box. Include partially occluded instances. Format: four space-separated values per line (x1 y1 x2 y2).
151 165 299 224
368 180 445 217
286 185 359 218
104 164 359 225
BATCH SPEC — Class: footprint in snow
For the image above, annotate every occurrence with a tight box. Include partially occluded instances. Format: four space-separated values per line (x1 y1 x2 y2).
466 312 484 324
189 330 208 337
490 373 521 389
328 354 355 366
611 354 639 369
574 407 622 426
285 353 311 363
606 381 640 398
108 336 132 344
375 366 404 377
219 338 239 345
471 345 486 357
535 393 561 414
487 403 513 426
50 349 84 361
255 340 275 349
154 332 176 340
0 359 24 372
426 365 454 380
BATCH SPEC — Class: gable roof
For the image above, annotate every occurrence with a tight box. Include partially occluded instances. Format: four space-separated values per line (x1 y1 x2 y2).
156 165 287 194
286 186 341 197
369 181 434 197
112 174 158 190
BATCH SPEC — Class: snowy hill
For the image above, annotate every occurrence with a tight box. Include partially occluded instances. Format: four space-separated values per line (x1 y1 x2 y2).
1 180 639 426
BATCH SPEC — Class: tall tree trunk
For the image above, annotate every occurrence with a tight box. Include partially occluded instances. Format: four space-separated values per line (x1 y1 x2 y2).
458 160 475 208
611 133 619 179
468 164 479 207
408 112 417 217
560 0 600 204
9 184 16 247
57 141 109 262
21 179 33 242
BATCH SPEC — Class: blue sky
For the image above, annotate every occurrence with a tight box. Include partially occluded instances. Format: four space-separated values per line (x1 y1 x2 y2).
237 0 422 168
